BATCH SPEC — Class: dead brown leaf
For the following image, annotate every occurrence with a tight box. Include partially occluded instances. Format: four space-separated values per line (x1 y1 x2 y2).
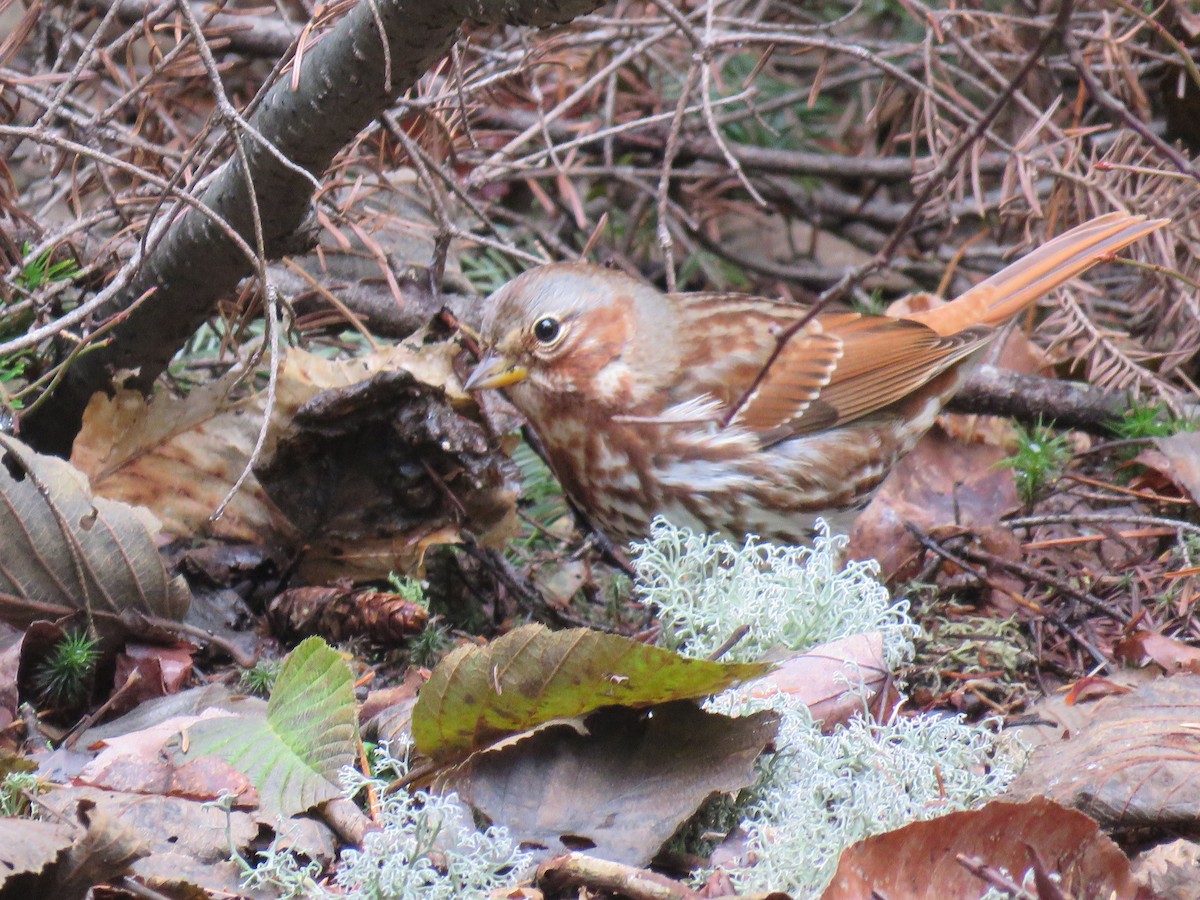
43 785 259 862
0 435 191 636
1113 630 1200 675
0 816 75 882
719 210 914 293
1132 838 1200 900
448 702 779 867
362 668 425 745
849 426 1018 582
71 366 293 545
1151 431 1200 505
107 641 195 717
1064 675 1136 706
51 798 150 898
0 626 19 753
129 853 278 900
821 796 1145 899
77 711 258 806
1004 669 1153 755
72 343 518 581
1006 673 1200 828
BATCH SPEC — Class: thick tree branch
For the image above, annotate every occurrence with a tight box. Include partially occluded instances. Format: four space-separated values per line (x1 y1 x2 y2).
948 365 1129 434
24 0 605 454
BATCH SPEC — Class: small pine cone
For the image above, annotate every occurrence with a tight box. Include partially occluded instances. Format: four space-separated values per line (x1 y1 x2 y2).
268 586 429 645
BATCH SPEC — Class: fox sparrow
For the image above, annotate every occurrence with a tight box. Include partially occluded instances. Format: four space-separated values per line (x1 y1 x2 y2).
465 214 1165 544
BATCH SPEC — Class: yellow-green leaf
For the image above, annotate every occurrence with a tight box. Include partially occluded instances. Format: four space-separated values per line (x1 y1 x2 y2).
183 637 358 817
412 624 769 762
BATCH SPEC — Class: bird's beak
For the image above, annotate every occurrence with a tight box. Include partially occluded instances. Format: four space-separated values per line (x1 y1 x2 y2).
464 353 529 391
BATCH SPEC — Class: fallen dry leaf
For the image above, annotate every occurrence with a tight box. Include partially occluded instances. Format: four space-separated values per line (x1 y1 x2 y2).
1004 669 1154 755
71 366 293 545
107 641 195 717
72 342 518 581
78 711 258 806
720 210 914 293
450 702 778 867
362 668 425 745
849 426 1018 582
743 632 887 731
1131 838 1200 900
1006 673 1200 829
42 785 257 863
51 799 149 898
1151 431 1200 505
822 796 1145 899
0 817 75 882
0 435 191 637
1113 630 1200 675
128 852 278 900
0 626 20 753
1064 675 1136 706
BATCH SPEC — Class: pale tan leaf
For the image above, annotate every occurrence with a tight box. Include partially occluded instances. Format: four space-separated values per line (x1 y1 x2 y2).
72 344 454 543
71 366 290 544
744 632 887 730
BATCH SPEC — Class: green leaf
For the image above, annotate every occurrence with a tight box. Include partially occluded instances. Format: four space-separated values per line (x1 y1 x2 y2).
412 624 770 762
184 637 358 817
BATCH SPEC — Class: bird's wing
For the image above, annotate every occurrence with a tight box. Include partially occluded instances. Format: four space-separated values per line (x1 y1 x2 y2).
668 295 986 440
725 313 990 440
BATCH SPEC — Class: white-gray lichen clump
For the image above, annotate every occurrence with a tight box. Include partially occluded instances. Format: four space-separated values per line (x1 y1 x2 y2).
632 517 917 666
635 518 1018 896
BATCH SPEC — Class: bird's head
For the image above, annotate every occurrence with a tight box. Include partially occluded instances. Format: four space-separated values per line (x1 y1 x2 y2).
464 263 680 410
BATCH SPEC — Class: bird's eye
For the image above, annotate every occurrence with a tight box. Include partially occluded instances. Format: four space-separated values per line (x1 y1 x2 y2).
533 317 561 344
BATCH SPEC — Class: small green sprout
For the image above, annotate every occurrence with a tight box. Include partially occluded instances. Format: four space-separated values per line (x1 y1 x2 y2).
0 354 28 409
33 630 100 707
1110 402 1194 441
0 770 41 817
239 658 282 697
407 622 450 669
384 573 453 666
386 574 428 607
998 420 1071 505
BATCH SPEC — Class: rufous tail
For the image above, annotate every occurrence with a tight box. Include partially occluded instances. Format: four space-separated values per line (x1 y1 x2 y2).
907 213 1168 337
